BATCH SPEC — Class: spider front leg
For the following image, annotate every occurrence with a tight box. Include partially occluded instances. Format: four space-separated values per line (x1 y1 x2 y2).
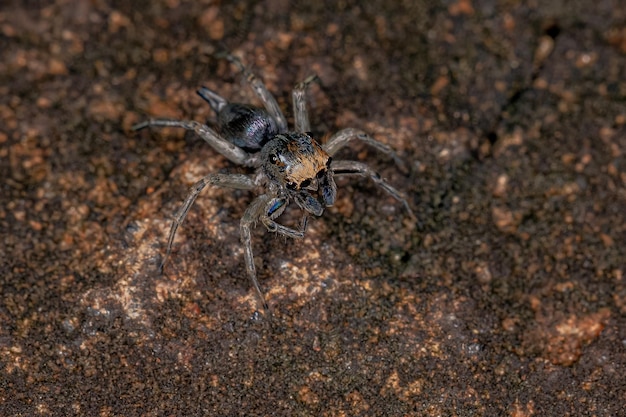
240 194 308 313
133 119 258 167
331 160 415 219
160 173 256 273
323 128 409 174
218 53 288 133
292 74 320 133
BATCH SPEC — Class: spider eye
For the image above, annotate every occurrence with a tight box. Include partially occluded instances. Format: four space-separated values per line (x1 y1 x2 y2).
326 157 332 168
286 181 297 190
300 179 311 188
316 169 326 179
269 153 278 164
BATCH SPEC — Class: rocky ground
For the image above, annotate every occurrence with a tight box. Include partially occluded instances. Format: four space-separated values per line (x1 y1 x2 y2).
1 1 625 415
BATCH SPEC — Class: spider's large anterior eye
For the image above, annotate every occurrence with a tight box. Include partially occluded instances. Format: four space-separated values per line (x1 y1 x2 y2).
300 179 311 188
269 153 278 164
286 181 297 190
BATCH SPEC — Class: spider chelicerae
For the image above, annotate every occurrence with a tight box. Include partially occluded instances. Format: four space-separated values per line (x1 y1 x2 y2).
134 54 414 313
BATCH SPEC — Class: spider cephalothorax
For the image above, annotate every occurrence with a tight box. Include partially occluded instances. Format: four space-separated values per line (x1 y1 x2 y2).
261 132 336 216
134 54 414 313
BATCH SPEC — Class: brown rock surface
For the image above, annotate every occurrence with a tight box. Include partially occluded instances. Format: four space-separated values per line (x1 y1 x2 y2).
1 1 625 415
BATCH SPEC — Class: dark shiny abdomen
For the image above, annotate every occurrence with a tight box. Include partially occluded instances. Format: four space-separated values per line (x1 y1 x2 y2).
218 104 278 152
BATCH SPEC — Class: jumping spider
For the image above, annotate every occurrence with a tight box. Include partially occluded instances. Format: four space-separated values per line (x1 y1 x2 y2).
134 54 414 313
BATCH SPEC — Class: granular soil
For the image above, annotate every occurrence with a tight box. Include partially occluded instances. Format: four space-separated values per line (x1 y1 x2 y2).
1 1 625 415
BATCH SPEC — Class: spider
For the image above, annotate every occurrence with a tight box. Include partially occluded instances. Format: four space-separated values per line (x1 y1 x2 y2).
134 54 414 313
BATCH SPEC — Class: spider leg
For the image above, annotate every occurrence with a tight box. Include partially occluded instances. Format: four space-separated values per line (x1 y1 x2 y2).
260 207 307 239
322 128 409 174
292 74 320 133
160 173 256 273
219 53 288 133
331 160 415 219
240 194 308 312
133 119 259 167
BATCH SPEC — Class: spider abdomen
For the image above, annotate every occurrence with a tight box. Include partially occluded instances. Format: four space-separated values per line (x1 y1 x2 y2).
217 104 279 152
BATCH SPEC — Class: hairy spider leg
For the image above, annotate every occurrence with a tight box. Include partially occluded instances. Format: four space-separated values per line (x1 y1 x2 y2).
330 160 415 220
218 53 288 133
240 194 308 312
160 173 257 272
133 119 259 167
323 128 409 174
292 74 320 133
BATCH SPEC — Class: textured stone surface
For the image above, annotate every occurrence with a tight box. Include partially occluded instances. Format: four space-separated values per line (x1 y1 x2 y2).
1 1 625 415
